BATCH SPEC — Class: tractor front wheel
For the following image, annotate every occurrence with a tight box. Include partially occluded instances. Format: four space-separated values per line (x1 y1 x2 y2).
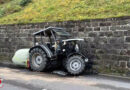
65 55 86 75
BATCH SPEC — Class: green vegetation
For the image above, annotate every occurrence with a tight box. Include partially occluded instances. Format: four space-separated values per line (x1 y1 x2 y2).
0 0 22 17
0 0 11 4
0 0 130 24
20 0 31 6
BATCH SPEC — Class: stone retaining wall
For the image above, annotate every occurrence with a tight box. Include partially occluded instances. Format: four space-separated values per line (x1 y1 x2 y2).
0 16 130 75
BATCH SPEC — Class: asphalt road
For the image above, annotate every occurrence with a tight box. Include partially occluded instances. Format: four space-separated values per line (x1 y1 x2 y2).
0 66 130 90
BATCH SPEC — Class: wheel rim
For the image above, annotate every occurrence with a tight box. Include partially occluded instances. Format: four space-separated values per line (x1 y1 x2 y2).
70 59 82 71
32 53 43 67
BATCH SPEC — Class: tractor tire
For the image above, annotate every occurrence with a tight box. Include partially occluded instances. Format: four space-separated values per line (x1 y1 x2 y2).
65 55 85 75
29 48 47 72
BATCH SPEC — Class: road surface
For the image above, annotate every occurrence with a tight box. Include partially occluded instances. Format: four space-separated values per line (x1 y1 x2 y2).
0 66 130 90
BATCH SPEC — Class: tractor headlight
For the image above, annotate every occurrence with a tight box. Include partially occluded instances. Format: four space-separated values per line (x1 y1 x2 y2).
85 58 89 62
63 49 65 52
75 44 79 52
35 42 39 45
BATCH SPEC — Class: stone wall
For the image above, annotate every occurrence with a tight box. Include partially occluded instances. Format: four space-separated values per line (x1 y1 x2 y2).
0 16 130 75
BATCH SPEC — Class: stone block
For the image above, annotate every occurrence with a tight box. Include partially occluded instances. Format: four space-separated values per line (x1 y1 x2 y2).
98 37 108 44
124 31 130 36
85 22 91 27
88 32 98 37
117 20 129 25
127 50 130 55
96 49 104 54
105 31 113 37
91 22 99 27
117 55 130 61
110 25 130 31
120 49 127 55
100 26 110 31
113 31 124 37
102 44 113 49
119 61 128 68
108 37 124 44
84 37 94 42
85 27 93 31
99 31 105 37
127 60 130 68
99 22 111 26
78 32 85 37
94 27 100 31
104 49 120 55
112 44 124 49
78 27 85 31
125 37 130 43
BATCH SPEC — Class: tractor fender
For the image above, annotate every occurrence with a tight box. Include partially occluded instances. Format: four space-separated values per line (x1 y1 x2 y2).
67 52 89 62
29 45 53 58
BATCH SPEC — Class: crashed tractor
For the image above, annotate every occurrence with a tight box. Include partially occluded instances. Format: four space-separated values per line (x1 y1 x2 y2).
29 27 92 75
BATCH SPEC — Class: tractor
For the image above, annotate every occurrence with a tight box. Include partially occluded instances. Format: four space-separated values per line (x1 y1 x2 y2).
29 27 91 75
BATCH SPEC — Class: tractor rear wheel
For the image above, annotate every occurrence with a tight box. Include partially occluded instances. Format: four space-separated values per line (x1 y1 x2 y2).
65 55 85 75
29 48 47 72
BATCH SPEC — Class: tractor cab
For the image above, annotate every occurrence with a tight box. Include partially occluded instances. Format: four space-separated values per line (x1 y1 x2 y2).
33 27 70 54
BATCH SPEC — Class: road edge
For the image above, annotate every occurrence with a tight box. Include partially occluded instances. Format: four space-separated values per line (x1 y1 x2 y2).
0 61 130 80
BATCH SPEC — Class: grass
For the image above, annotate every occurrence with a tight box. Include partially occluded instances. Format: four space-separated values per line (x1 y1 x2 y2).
0 0 22 17
0 0 130 24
